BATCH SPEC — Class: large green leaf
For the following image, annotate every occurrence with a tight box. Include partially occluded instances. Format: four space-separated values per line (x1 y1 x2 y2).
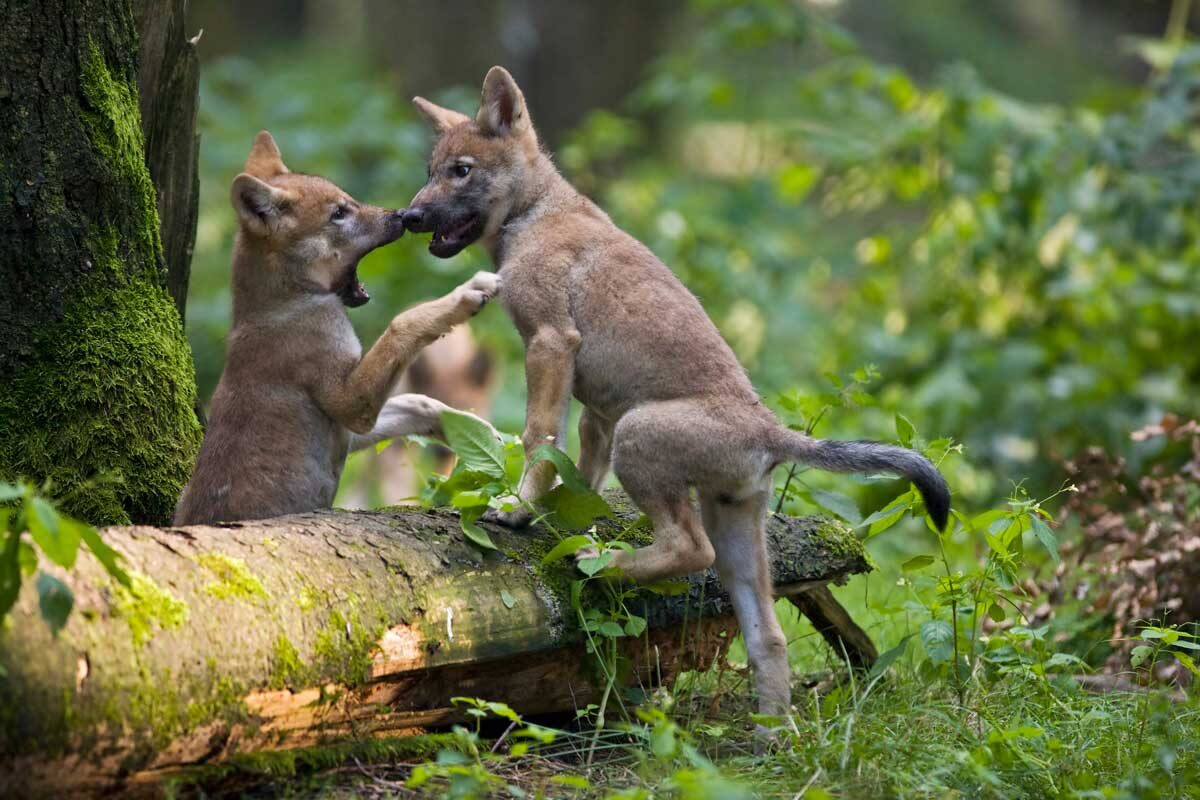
528 445 591 494
1028 515 1059 564
920 619 955 664
542 534 594 564
458 506 498 551
441 410 505 479
809 488 862 526
26 497 81 569
0 523 22 620
540 484 612 530
35 571 73 635
79 523 131 587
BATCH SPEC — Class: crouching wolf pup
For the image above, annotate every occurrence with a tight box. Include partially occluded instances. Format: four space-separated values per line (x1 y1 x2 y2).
175 132 500 526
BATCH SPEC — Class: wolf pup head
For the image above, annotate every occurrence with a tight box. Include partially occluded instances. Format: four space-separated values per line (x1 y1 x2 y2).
402 67 541 258
230 131 405 307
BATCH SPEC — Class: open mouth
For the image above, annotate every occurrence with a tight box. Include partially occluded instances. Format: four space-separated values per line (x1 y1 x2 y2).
336 264 370 308
429 214 483 258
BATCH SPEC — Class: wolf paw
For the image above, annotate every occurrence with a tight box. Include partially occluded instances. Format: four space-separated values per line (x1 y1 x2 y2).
453 271 502 319
482 503 533 529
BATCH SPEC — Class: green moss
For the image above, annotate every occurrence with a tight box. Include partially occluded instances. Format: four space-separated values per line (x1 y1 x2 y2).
197 553 269 602
294 585 321 612
0 40 201 526
311 606 389 687
270 634 305 690
112 572 189 647
78 39 161 275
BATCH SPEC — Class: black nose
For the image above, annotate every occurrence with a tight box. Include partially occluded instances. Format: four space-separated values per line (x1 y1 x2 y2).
400 206 427 232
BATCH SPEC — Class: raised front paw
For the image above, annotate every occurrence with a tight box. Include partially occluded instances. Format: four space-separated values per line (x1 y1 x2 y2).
482 503 533 529
452 270 502 320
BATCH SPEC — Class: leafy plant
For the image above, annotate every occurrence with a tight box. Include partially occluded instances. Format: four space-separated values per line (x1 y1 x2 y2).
0 481 130 635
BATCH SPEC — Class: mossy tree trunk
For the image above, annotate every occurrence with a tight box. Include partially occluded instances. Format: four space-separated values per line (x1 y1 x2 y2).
0 497 872 797
0 0 202 526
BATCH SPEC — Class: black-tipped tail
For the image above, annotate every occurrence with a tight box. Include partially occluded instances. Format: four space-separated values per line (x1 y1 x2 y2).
775 429 950 530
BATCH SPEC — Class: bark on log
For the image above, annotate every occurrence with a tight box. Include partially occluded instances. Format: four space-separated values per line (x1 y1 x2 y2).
0 493 871 796
134 0 201 322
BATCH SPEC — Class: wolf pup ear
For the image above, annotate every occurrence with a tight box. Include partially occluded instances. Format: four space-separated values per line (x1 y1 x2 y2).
412 97 471 135
230 173 291 237
477 66 533 140
244 130 288 178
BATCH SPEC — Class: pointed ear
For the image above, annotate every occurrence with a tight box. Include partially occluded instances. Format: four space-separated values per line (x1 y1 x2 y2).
476 66 533 140
230 173 292 236
244 130 288 178
412 97 471 135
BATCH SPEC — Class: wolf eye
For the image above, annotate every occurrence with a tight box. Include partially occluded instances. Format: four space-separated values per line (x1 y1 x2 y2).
453 163 472 179
331 205 349 222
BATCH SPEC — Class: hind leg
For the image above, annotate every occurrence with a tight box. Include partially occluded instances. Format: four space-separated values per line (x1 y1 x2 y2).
596 403 716 582
576 407 615 493
700 485 791 720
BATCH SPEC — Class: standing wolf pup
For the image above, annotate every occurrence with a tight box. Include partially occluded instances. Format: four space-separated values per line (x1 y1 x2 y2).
174 132 500 526
401 69 950 724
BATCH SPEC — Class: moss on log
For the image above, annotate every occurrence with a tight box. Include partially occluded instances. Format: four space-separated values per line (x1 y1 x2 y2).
0 493 870 796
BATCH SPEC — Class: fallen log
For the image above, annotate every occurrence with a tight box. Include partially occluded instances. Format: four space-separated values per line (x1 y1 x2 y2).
0 492 871 796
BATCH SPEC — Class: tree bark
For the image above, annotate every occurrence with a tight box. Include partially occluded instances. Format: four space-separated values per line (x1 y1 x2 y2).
0 0 203 526
0 495 871 797
134 0 201 321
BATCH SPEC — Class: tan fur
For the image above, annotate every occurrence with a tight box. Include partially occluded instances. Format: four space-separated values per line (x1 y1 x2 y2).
175 132 500 526
403 69 948 725
343 326 497 506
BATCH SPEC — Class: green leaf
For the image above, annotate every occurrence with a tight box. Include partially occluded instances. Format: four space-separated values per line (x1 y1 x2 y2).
541 535 593 564
1131 644 1154 669
1028 515 1059 564
901 554 935 572
859 491 914 537
577 550 615 577
987 602 1005 623
0 529 22 620
920 619 954 664
598 620 625 638
550 774 591 789
500 589 517 610
450 490 491 509
35 571 73 635
1172 651 1200 677
624 615 648 637
458 507 497 551
650 722 677 758
18 541 37 578
868 634 912 680
809 489 862 526
441 410 505 479
26 497 81 569
539 484 612 530
0 483 23 503
78 521 130 587
895 412 916 448
527 445 590 494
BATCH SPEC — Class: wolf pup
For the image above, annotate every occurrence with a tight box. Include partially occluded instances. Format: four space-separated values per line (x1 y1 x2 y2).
175 132 500 526
401 69 949 723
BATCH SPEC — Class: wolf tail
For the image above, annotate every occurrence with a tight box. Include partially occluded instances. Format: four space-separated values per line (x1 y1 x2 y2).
771 428 950 531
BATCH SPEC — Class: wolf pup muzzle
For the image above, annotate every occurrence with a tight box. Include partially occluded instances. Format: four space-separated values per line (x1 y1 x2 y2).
401 206 484 259
335 208 408 307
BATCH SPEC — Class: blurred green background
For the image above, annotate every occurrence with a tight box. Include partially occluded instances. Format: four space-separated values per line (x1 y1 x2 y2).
183 0 1200 527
